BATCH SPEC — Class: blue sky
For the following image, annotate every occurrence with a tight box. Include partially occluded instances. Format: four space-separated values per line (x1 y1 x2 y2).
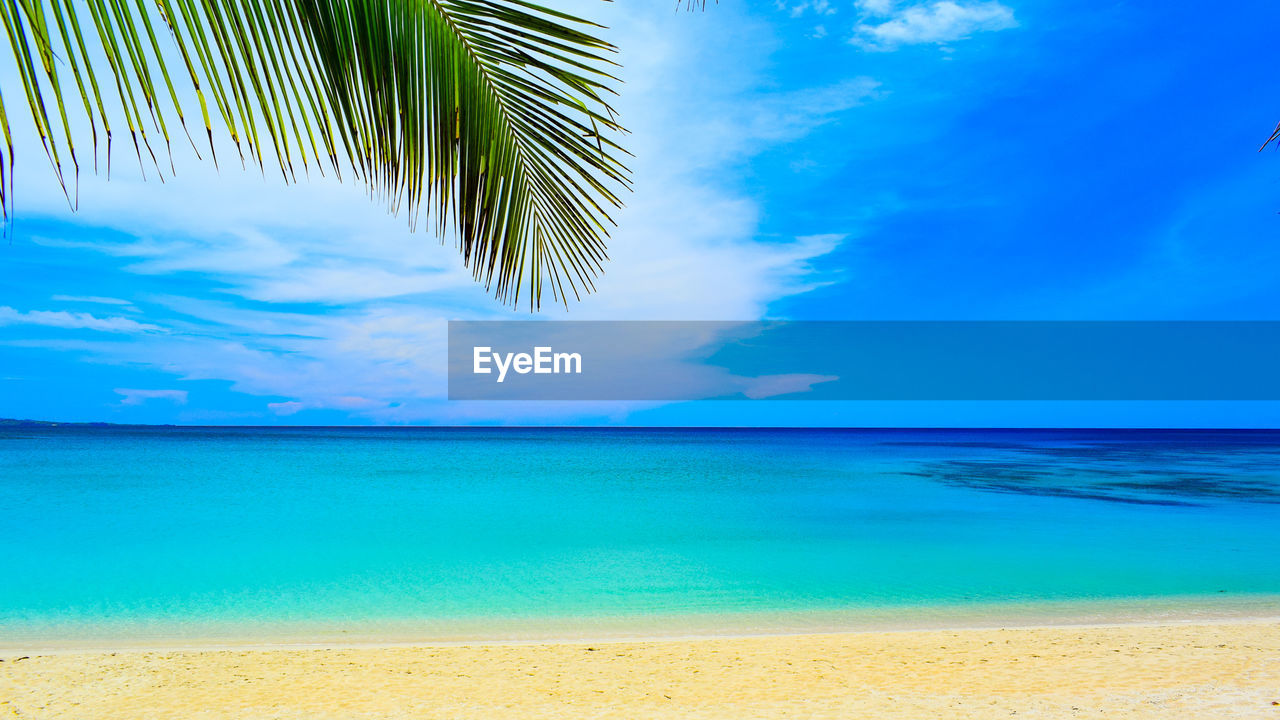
2 0 1280 426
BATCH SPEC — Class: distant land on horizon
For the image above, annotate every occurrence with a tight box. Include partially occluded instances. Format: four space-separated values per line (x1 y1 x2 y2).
0 418 139 428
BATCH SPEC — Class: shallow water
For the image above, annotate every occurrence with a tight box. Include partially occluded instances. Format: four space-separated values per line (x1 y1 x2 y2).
3 427 1280 641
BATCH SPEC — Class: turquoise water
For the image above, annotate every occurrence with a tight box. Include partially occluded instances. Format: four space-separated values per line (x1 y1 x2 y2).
3 427 1280 641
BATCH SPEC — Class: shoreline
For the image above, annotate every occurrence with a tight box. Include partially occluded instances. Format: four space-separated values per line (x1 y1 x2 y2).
7 614 1280 656
6 593 1280 654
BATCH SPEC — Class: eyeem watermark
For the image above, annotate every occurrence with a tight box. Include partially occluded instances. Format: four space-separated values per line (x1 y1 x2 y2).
473 346 582 383
449 320 1280 401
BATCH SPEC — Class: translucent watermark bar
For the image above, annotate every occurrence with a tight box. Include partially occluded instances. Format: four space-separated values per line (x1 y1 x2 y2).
447 321 1280 401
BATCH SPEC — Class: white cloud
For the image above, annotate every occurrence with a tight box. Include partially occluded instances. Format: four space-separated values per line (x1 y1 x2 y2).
785 0 837 18
268 401 305 416
738 373 839 399
675 77 881 172
123 229 301 276
0 306 163 333
51 295 134 307
237 264 470 305
11 301 450 419
115 388 188 406
853 1 1017 50
857 0 897 13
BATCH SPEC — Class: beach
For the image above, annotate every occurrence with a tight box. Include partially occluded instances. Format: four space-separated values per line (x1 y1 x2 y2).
3 620 1279 719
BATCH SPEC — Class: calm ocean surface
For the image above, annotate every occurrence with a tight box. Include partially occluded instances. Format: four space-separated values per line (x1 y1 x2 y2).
3 427 1280 642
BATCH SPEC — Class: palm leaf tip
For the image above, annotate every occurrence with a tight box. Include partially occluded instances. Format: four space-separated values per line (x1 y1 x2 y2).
1261 121 1280 152
1 0 631 309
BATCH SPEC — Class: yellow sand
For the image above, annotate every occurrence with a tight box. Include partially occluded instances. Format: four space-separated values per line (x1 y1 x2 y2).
3 622 1279 719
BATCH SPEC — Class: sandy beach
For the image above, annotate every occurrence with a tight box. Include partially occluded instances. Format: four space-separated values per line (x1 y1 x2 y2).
3 621 1279 719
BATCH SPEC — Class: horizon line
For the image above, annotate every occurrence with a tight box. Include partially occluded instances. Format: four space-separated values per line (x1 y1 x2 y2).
5 419 1280 432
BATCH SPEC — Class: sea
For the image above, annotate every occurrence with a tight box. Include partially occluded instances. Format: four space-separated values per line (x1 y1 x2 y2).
3 427 1279 645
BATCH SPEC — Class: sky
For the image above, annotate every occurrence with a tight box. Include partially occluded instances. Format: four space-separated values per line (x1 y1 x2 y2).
2 0 1280 427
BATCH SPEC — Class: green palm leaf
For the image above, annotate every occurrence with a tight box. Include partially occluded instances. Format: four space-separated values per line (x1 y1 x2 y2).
1262 121 1280 152
0 0 630 309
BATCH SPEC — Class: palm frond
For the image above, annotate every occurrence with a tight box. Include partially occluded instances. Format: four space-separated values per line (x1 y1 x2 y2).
0 0 630 309
1262 121 1280 152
